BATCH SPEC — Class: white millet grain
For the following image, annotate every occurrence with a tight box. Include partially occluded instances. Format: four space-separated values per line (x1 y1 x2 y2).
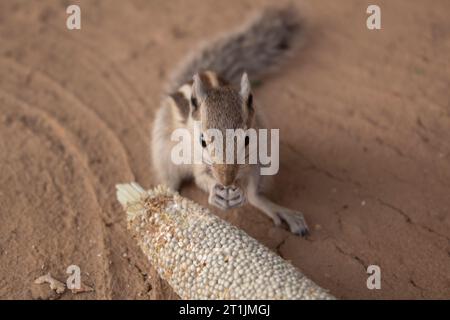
116 182 335 300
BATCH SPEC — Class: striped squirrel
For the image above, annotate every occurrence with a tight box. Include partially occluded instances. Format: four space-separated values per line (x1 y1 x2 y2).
151 7 308 236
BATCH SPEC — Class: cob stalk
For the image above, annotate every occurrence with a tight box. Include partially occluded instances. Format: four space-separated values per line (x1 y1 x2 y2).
116 182 335 300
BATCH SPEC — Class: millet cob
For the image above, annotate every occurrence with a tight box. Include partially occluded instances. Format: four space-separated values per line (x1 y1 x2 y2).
116 182 335 300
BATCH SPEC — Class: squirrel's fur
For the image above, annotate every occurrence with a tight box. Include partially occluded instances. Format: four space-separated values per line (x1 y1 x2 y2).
151 7 309 236
167 7 302 92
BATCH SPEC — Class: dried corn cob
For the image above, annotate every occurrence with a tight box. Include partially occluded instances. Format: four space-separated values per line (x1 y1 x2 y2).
116 182 335 300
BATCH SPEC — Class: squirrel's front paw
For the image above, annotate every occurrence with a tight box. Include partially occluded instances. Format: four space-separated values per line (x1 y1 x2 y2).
208 184 246 210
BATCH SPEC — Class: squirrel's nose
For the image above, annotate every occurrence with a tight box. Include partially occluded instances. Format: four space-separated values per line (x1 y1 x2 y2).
212 164 237 187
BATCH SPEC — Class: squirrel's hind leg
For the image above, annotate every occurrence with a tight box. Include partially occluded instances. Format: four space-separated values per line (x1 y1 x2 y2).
246 170 309 237
247 190 309 237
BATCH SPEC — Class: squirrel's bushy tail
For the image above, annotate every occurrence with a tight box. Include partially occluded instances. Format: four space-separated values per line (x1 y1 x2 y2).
167 7 303 92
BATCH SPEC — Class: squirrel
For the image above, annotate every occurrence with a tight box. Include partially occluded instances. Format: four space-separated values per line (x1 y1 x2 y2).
151 7 308 236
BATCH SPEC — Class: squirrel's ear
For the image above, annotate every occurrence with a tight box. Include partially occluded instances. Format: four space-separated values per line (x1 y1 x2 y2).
240 72 253 110
192 74 207 109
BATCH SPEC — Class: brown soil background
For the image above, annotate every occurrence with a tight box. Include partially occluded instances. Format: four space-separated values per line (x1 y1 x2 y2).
0 0 449 299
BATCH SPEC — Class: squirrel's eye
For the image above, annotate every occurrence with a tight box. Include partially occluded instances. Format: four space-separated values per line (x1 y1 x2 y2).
245 135 250 147
200 134 207 148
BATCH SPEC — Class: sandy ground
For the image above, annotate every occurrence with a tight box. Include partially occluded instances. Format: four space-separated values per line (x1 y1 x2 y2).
0 0 449 299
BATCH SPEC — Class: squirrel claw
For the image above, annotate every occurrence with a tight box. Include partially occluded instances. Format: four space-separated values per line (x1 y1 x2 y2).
209 184 246 210
227 192 246 209
276 209 309 237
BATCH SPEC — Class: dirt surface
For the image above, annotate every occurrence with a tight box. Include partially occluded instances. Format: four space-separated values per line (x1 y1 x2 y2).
0 0 449 299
